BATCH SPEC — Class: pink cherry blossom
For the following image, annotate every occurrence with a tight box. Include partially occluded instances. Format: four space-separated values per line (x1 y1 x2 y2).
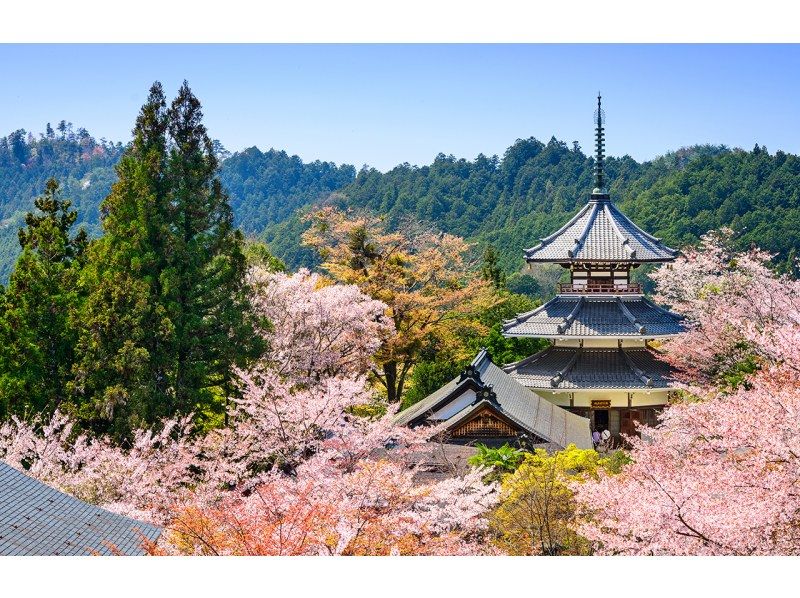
575 231 800 555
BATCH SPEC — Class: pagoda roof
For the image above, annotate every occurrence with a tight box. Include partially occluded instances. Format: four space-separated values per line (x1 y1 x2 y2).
0 461 161 556
503 295 685 339
524 198 678 264
394 349 592 450
503 346 674 390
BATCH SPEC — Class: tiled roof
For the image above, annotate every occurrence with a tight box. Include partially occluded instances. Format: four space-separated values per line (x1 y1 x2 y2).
503 295 685 338
0 462 161 556
394 350 592 450
524 199 678 263
503 346 674 390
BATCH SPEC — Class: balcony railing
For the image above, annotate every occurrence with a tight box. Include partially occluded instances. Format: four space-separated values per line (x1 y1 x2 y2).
558 282 643 294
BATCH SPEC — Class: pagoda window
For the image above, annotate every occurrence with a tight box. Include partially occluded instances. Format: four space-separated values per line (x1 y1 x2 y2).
569 265 631 291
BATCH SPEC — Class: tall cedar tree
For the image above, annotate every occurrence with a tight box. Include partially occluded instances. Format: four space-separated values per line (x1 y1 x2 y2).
0 178 87 418
72 82 254 439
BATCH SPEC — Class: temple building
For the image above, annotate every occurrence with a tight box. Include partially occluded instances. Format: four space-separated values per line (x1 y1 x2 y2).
395 349 593 450
502 95 684 438
395 95 683 447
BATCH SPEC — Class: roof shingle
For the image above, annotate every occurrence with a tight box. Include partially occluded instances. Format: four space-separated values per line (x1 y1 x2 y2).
395 350 592 449
525 199 678 263
503 346 674 390
503 295 685 338
0 462 161 556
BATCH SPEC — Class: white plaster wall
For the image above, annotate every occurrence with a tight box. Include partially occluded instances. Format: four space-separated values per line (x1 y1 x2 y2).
552 338 649 348
535 389 669 408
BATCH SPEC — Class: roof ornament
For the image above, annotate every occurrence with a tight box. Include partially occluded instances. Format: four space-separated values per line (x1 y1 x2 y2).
473 384 499 405
459 364 483 384
592 92 609 200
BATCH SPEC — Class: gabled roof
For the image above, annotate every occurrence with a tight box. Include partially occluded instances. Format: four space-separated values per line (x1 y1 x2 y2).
503 295 685 338
395 350 592 450
503 346 674 390
524 199 678 263
0 462 161 556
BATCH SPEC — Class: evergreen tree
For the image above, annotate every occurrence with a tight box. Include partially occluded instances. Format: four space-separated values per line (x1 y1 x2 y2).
162 81 255 421
0 178 86 418
72 81 255 438
71 82 173 435
481 244 507 290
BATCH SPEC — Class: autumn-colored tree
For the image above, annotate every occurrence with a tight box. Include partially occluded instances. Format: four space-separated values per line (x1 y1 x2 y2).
302 206 497 403
574 231 800 555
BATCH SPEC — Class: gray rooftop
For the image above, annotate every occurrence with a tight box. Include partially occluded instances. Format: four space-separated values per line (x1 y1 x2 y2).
503 295 685 338
503 346 674 390
0 462 161 556
524 199 678 264
395 350 592 450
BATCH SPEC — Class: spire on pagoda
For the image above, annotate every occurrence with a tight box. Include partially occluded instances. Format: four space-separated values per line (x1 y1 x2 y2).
592 92 609 200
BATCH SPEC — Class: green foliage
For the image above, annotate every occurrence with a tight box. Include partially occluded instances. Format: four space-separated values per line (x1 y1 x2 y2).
468 443 524 481
0 179 86 418
0 127 124 282
243 239 286 272
401 358 467 409
219 147 355 236
71 82 259 440
480 244 506 290
346 401 388 419
717 348 762 392
489 444 623 555
263 140 800 279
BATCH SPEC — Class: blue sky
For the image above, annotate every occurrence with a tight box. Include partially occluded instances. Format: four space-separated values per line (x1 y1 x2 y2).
2 44 799 171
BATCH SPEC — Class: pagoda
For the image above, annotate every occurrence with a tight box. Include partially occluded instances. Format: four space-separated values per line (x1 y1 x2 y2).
501 94 684 438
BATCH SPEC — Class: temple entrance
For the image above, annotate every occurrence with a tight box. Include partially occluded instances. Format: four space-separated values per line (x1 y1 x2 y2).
593 409 609 433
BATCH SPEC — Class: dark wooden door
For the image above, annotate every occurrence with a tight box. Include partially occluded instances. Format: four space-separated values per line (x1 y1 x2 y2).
620 410 640 437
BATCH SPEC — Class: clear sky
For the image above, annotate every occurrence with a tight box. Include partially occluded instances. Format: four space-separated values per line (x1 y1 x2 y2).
2 44 799 171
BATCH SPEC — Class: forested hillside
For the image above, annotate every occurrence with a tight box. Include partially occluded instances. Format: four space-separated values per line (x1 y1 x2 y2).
0 124 124 280
265 138 800 277
2 128 800 283
0 130 355 281
220 146 355 234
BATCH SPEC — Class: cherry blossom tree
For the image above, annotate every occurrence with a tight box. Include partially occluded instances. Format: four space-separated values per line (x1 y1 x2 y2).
1 265 500 554
0 410 198 524
156 450 498 556
247 267 393 384
575 231 800 555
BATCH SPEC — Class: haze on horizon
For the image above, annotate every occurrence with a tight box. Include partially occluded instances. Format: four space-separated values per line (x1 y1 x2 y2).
2 44 799 171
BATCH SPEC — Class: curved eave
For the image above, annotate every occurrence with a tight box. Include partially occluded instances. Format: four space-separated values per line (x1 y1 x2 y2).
502 333 683 341
502 294 686 339
533 386 674 393
524 256 678 264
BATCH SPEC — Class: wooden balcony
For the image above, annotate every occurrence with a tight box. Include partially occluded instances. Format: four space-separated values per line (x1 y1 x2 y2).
558 282 643 294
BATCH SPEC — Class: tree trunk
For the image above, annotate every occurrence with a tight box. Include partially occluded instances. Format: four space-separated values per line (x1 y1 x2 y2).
384 360 398 403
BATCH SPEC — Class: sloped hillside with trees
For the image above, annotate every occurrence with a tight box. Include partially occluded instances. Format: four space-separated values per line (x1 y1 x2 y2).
265 138 800 278
0 124 124 280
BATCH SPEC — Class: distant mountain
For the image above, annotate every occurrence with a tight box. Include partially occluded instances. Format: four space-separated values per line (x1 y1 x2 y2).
0 128 355 282
0 125 125 281
220 146 355 234
1 126 798 284
263 139 800 278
